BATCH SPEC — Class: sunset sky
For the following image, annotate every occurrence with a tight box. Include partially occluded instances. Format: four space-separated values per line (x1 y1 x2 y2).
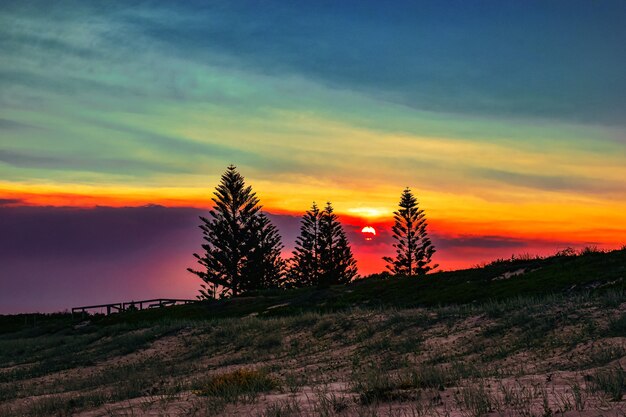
1 1 626 313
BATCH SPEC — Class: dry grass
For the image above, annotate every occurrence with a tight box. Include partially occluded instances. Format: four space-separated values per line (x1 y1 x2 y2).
193 368 278 401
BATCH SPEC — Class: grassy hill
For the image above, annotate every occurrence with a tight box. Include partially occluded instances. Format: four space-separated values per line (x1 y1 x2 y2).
1 248 625 416
32 247 626 326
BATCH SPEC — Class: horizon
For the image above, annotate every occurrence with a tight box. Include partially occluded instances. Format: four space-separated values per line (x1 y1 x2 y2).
2 1 626 313
0 196 619 314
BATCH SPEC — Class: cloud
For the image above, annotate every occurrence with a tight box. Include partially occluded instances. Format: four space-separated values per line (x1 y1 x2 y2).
475 168 625 195
0 118 37 130
0 198 22 206
433 234 528 250
120 1 626 126
3 1 626 126
0 149 187 175
88 121 248 158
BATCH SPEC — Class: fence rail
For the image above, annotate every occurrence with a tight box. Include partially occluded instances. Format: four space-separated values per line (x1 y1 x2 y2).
71 298 196 317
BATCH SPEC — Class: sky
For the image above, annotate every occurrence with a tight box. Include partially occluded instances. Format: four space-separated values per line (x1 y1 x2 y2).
1 1 626 313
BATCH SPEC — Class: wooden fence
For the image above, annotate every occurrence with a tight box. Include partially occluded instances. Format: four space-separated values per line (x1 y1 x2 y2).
71 298 196 318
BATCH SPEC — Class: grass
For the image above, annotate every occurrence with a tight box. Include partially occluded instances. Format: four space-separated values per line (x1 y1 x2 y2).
590 366 626 401
193 368 278 403
454 381 494 417
1 248 626 415
350 362 464 404
4 248 623 336
0 291 624 415
609 312 626 336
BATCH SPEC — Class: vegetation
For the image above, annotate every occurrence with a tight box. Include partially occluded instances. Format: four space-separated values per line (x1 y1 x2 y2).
289 202 357 288
2 231 625 415
383 187 437 276
193 368 278 402
188 165 285 298
289 202 323 288
590 366 626 401
190 166 445 298
317 202 358 287
69 246 624 324
188 166 361 298
1 282 626 416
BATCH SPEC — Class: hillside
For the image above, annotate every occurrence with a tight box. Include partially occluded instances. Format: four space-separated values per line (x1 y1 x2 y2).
1 249 626 416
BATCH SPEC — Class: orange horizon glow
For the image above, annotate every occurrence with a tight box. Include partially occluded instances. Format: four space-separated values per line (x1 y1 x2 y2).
2 181 625 280
3 182 625 250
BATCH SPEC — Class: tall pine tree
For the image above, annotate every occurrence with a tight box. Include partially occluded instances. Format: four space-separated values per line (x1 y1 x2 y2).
289 202 357 288
188 165 285 298
318 202 357 287
241 213 286 292
383 188 437 276
288 202 322 288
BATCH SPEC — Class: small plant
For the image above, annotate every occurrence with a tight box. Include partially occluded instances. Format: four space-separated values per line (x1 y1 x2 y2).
313 318 334 338
590 366 626 401
608 313 626 336
255 332 283 351
350 364 456 405
579 245 601 255
404 364 456 390
555 247 577 257
540 386 553 417
569 380 587 410
194 368 278 403
284 372 305 394
350 366 396 404
313 389 351 416
454 381 494 417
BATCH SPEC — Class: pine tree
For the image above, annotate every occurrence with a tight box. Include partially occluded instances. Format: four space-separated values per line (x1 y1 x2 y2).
289 202 357 288
383 188 437 276
188 165 285 298
318 202 357 287
241 213 286 292
288 202 322 288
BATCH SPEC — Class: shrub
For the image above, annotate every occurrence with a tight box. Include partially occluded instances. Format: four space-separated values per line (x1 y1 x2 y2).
350 364 452 404
608 313 626 337
454 381 494 417
579 245 602 255
350 366 401 404
590 367 626 401
194 368 278 403
555 247 577 257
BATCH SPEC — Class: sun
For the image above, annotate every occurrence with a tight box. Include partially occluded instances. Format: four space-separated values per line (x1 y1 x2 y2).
361 226 377 241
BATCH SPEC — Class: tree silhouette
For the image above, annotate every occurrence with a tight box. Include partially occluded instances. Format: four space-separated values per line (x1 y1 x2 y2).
288 202 322 288
318 202 357 287
240 212 286 292
289 202 357 288
188 165 285 298
383 188 437 276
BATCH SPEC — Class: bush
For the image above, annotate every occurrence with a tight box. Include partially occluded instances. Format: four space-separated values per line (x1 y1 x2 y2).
590 367 626 401
454 381 495 417
194 368 278 402
608 313 626 337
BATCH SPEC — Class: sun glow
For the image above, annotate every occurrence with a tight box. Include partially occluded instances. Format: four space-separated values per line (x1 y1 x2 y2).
361 226 377 241
347 207 389 219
